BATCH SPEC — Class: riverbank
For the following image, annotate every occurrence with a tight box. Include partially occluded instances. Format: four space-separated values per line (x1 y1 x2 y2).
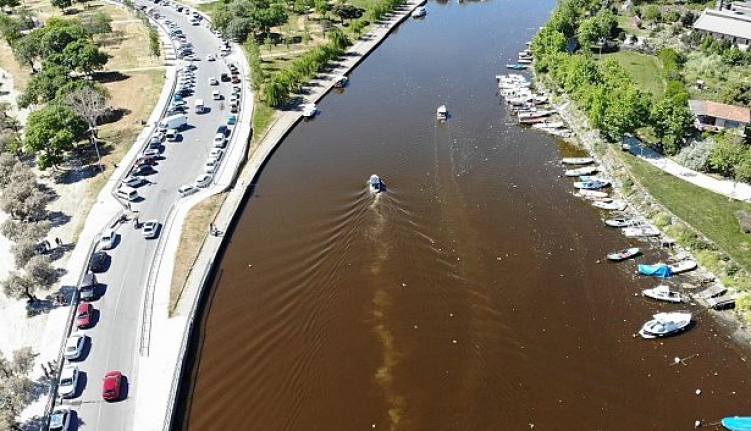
140 1 426 429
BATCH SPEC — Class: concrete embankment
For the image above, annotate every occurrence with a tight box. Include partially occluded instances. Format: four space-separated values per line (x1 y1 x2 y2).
151 1 426 429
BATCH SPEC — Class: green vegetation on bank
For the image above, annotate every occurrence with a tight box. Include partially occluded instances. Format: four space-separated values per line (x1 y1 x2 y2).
604 51 664 101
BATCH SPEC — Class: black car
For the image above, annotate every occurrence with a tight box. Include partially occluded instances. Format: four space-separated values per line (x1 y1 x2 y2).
89 251 108 273
216 124 228 136
220 73 230 82
176 88 193 97
132 165 155 176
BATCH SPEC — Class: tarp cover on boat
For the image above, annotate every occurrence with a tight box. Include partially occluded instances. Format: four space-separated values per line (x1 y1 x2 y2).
638 264 673 278
722 417 751 431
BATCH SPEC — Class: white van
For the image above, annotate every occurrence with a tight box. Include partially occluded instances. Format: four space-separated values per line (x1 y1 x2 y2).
158 114 188 131
115 186 139 201
194 99 205 114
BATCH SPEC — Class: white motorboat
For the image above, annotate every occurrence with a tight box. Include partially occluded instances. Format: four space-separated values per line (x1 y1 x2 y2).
564 166 598 177
302 104 317 118
606 247 641 261
437 105 448 121
561 157 594 165
642 285 685 303
411 6 426 17
669 259 697 274
517 58 533 64
576 189 608 198
518 109 555 119
574 180 610 189
605 217 637 228
638 311 692 339
591 200 627 211
532 121 565 130
369 174 384 193
622 223 661 238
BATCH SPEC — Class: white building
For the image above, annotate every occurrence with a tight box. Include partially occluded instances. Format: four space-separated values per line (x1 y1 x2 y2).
693 1 751 49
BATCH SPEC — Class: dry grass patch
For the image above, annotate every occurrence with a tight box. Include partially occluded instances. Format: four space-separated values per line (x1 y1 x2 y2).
0 42 31 91
169 193 226 315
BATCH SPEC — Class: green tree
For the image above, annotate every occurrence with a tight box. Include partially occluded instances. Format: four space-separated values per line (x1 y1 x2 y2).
720 82 751 107
642 5 661 22
24 105 87 169
50 0 72 12
708 137 745 177
314 0 327 18
0 15 24 43
47 39 109 73
38 19 90 57
0 0 21 10
651 96 695 155
77 10 112 34
18 65 71 108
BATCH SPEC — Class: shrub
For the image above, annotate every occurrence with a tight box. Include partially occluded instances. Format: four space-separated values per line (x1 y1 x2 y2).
676 139 714 171
736 210 751 234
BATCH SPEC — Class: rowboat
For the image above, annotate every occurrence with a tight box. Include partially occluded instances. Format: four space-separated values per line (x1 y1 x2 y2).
606 247 641 261
576 189 608 198
561 157 594 165
622 223 661 238
573 180 609 190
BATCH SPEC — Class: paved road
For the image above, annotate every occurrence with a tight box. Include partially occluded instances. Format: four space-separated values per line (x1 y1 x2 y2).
57 2 243 429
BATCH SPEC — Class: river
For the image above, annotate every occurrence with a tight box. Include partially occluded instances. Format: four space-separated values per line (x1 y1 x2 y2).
177 1 751 430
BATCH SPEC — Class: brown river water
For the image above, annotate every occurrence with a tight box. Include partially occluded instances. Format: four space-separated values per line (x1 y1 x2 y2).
176 1 751 430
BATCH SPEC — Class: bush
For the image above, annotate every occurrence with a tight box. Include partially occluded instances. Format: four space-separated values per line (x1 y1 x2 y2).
676 139 714 171
11 239 37 268
736 211 751 234
24 255 58 288
0 219 52 243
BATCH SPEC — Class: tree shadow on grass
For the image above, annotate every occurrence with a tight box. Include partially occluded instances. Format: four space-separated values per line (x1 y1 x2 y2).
26 284 74 317
53 164 101 186
92 71 130 84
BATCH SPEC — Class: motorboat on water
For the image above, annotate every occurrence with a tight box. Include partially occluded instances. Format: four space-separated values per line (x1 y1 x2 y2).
518 109 555 119
605 217 638 228
591 200 627 211
638 260 698 277
411 6 426 17
638 311 692 338
302 104 317 118
369 175 384 193
436 105 448 121
722 417 751 431
642 285 685 303
561 157 594 165
564 166 598 177
574 180 610 190
606 247 641 262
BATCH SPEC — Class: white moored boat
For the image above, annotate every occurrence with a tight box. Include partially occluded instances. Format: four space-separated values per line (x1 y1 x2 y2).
669 259 697 274
564 166 598 177
532 121 565 130
302 104 317 118
605 217 637 228
574 180 610 190
576 189 608 199
561 157 594 165
437 105 448 121
606 247 641 261
638 311 692 339
591 200 627 211
622 222 661 238
642 285 685 303
369 175 384 193
411 6 426 17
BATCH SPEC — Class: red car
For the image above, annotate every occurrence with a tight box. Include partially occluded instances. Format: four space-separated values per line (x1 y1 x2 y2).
102 371 123 401
76 303 93 328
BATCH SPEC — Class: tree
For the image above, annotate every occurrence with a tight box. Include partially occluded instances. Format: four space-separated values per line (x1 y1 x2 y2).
642 5 661 22
148 27 160 57
0 154 17 188
24 255 58 288
0 15 24 43
2 271 36 301
708 137 745 177
0 0 21 10
50 0 72 12
63 85 110 130
18 65 72 108
0 178 50 222
651 96 695 155
47 39 109 73
77 10 112 35
719 82 751 107
314 0 327 18
0 347 35 430
0 219 51 242
24 105 87 169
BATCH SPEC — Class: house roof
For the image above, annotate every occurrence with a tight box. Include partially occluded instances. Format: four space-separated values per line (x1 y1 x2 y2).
689 99 751 123
693 9 751 40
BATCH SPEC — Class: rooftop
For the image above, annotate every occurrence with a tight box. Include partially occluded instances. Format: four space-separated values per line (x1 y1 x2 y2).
689 99 751 123
693 8 751 40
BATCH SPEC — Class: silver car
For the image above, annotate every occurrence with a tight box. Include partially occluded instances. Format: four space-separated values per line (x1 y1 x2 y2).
63 333 86 360
58 365 79 398
142 220 161 239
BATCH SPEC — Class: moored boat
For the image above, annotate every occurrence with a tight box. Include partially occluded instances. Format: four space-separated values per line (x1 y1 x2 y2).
411 6 426 17
506 63 527 70
605 217 637 228
436 105 448 121
369 174 384 193
532 121 565 130
622 223 661 238
333 75 348 88
518 109 555 119
591 200 627 211
561 157 594 165
564 166 598 177
641 285 685 303
607 247 641 261
302 104 317 118
638 311 692 339
574 180 609 190
576 189 608 198
722 416 751 431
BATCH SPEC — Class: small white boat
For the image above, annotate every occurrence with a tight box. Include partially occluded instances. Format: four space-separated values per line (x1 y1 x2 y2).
518 109 555 119
669 259 697 274
564 166 598 177
642 285 684 303
436 105 448 121
517 58 533 64
622 223 661 238
605 218 637 228
592 200 627 211
638 311 692 339
369 174 384 193
532 121 565 130
561 157 594 165
574 180 609 190
576 189 608 198
606 247 641 261
302 104 317 118
411 6 426 17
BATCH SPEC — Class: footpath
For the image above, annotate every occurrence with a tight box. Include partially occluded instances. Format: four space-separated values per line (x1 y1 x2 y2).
137 1 426 430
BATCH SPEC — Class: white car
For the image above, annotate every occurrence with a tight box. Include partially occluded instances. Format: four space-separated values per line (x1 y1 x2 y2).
123 176 146 188
177 185 197 197
189 18 199 25
49 407 71 431
58 365 79 398
98 229 117 250
212 90 221 100
143 148 161 157
142 220 161 239
195 174 213 188
63 333 86 360
184 54 198 61
209 77 218 85
206 54 216 61
209 148 224 161
204 160 218 174
213 133 226 148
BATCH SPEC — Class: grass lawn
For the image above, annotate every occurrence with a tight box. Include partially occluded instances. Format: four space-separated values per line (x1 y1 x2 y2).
195 1 220 16
603 51 665 101
619 153 751 274
615 15 649 38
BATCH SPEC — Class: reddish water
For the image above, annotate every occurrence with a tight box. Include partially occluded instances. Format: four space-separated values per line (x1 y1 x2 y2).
179 1 751 430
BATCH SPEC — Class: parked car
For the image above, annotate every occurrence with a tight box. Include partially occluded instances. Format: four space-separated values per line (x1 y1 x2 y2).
228 63 237 73
142 220 161 239
177 185 197 197
76 303 93 328
213 133 226 148
209 77 218 85
88 251 108 273
176 88 193 97
132 165 155 176
194 174 212 188
103 371 123 401
231 76 241 84
206 54 216 61
210 148 224 161
49 408 72 431
204 159 218 174
64 333 86 360
143 148 161 157
212 90 221 100
216 124 228 136
136 155 159 166
220 73 230 82
98 229 117 250
58 366 79 399
78 273 97 301
229 103 239 113
227 114 237 125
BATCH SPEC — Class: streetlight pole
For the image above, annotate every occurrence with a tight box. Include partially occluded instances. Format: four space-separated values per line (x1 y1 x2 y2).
89 126 103 173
